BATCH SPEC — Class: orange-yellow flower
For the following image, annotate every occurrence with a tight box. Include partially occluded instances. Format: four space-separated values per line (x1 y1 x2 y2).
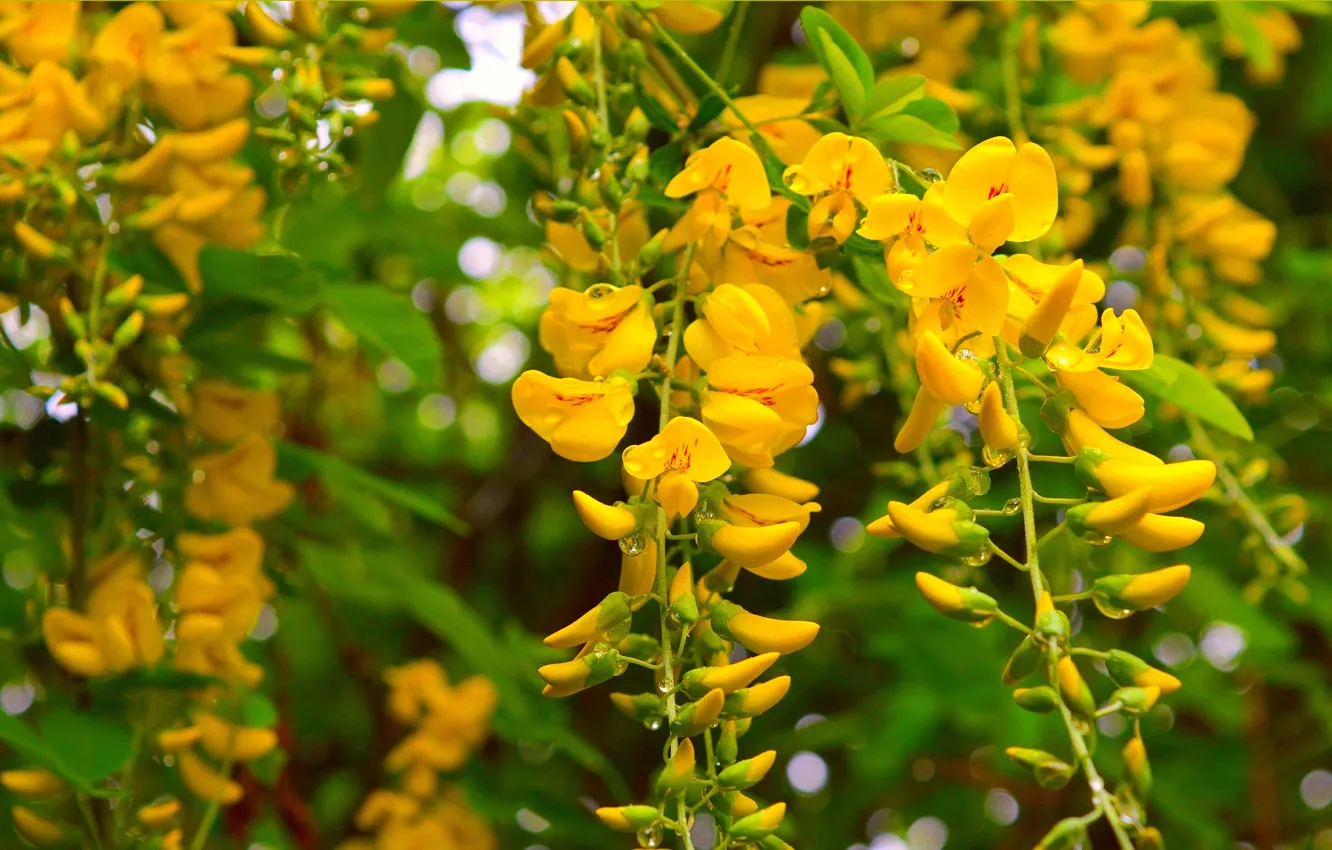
622 417 730 518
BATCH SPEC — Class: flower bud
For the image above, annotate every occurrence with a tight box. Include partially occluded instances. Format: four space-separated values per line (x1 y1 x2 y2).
571 490 640 540
914 572 998 625
0 769 64 799
697 519 802 570
760 835 796 850
637 228 668 268
887 500 990 558
59 297 86 338
895 386 945 453
680 652 779 698
1005 747 1077 789
1035 591 1070 643
1003 635 1042 684
1119 147 1152 208
1042 392 1162 468
1111 685 1161 716
1105 649 1181 694
655 738 696 796
538 647 622 697
157 727 203 753
341 78 396 101
716 719 739 764
595 804 661 832
742 468 819 503
104 274 144 308
1018 259 1083 358
136 800 180 828
1065 487 1152 538
610 691 663 722
1013 686 1060 713
916 331 984 405
196 714 278 762
178 750 243 804
867 481 949 539
730 802 786 840
709 601 819 655
722 676 790 719
717 750 776 789
1123 734 1152 799
1091 565 1191 618
671 687 725 736
556 57 596 106
113 311 145 347
562 109 589 160
15 222 68 261
245 1 293 45
543 592 633 648
719 790 759 817
1075 448 1216 513
12 806 67 846
978 382 1020 452
1057 656 1096 720
1117 513 1205 553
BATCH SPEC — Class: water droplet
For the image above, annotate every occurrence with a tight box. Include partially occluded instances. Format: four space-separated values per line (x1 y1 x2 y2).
963 398 983 415
637 825 664 847
656 677 672 695
619 533 646 556
645 717 663 731
963 549 992 567
1092 596 1134 620
982 446 1015 468
615 659 629 675
695 503 715 522
1003 498 1022 515
665 611 682 631
1084 534 1113 548
920 168 944 183
929 497 952 512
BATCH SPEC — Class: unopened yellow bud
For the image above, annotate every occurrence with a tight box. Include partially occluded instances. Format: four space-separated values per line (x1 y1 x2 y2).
178 751 243 805
1076 449 1216 513
710 601 819 655
723 676 791 718
730 802 786 840
681 652 779 697
1044 397 1162 467
595 804 661 832
1093 565 1192 618
1020 260 1083 357
1067 487 1153 537
538 648 622 697
172 119 251 163
741 468 819 503
1123 735 1152 799
717 750 777 789
1111 685 1161 716
703 520 802 569
895 386 945 453
1057 656 1096 719
571 490 639 539
12 806 67 846
671 687 725 736
916 331 984 405
868 481 950 540
196 714 278 762
1118 513 1205 553
1106 649 1182 694
290 1 323 38
1197 308 1277 357
244 1 294 46
137 799 181 828
978 382 1020 452
656 737 696 796
914 572 999 625
887 500 989 557
157 726 203 753
0 769 64 799
14 222 67 260
1005 747 1075 790
544 592 633 649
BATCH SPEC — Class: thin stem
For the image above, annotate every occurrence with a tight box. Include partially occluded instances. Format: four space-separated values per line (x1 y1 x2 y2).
1095 701 1124 719
715 1 748 87
987 540 1028 572
1012 365 1056 395
992 337 1043 597
591 23 622 275
1033 493 1086 506
623 656 663 671
76 793 105 850
190 722 238 850
1028 454 1076 464
995 609 1033 635
1053 590 1094 604
1037 520 1068 550
1069 647 1108 660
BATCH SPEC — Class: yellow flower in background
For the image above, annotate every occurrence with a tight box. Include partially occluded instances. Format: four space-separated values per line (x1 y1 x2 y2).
88 2 164 94
546 202 649 273
684 283 801 370
0 1 79 68
186 435 295 527
623 416 730 518
42 550 163 678
144 11 252 130
724 95 822 165
784 132 890 244
1175 194 1276 285
539 283 656 379
653 1 726 35
0 61 106 169
192 381 280 445
175 527 272 646
512 371 636 462
940 137 1058 242
666 137 772 245
701 355 819 468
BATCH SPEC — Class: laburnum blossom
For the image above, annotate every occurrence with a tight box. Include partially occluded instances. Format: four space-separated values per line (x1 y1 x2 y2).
186 435 296 527
684 283 801 370
546 202 649 273
665 137 772 247
143 10 253 130
191 380 280 445
512 371 635 462
1001 254 1105 346
42 551 164 678
941 136 1059 243
859 183 966 284
724 95 822 165
538 283 657 379
688 197 831 305
622 416 730 519
719 493 821 579
0 1 80 68
784 132 890 244
1046 308 1155 428
701 355 819 468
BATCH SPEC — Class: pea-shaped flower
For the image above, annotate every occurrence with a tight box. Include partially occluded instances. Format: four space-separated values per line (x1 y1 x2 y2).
622 417 731 519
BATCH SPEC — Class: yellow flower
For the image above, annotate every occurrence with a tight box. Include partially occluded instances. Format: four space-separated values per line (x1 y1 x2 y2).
681 652 779 697
622 417 730 518
1118 513 1205 553
192 381 279 445
915 330 984 405
539 283 656 379
684 283 801 370
978 381 1020 453
144 11 253 130
701 355 819 467
11 805 68 846
894 386 945 454
511 371 636 462
690 198 831 304
187 436 294 527
1053 367 1144 429
0 1 79 68
741 467 819 503
710 600 819 655
725 95 822 165
1047 308 1154 373
666 137 771 244
571 490 639 540
886 499 989 557
89 2 164 92
42 551 163 678
545 202 649 273
940 137 1058 242
195 713 278 762
654 1 726 35
0 769 63 799
1014 258 1090 356
913 572 998 625
1075 450 1216 513
859 185 967 284
1046 399 1162 467
784 133 890 244
705 521 802 570
868 480 950 539
178 750 243 805
1001 255 1104 342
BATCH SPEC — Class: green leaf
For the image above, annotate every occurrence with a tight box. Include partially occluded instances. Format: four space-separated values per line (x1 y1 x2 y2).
902 97 959 134
323 283 442 386
785 203 811 251
800 7 874 91
818 32 866 121
199 247 325 314
1120 355 1254 441
853 256 898 305
0 714 71 783
648 139 683 187
635 83 679 133
863 113 961 150
863 74 926 121
280 443 469 534
244 694 280 728
688 91 727 131
41 709 134 787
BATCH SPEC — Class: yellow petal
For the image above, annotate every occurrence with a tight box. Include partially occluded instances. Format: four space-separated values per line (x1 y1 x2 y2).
710 521 801 569
572 490 638 540
178 750 243 805
658 471 700 519
978 381 1020 452
1119 514 1205 553
916 331 983 405
894 385 945 453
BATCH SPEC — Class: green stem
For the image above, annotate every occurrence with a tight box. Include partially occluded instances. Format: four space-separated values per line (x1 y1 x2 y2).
715 1 749 86
1028 453 1076 464
76 793 105 850
987 540 1028 572
995 609 1033 635
1053 589 1094 604
1037 520 1068 550
994 337 1133 850
591 22 622 275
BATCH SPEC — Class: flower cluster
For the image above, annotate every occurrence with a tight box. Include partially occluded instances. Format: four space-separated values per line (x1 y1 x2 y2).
340 661 499 850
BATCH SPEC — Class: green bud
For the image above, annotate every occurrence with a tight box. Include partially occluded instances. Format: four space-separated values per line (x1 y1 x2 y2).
1138 827 1165 850
729 803 786 840
1005 746 1077 790
1013 686 1060 713
112 311 145 347
1002 636 1042 685
59 298 86 339
1035 817 1089 850
716 750 776 789
670 592 699 627
1036 608 1071 644
617 633 659 661
584 648 623 689
92 380 129 410
609 691 662 723
637 228 667 269
599 167 624 210
551 199 583 223
1039 390 1079 436
1111 685 1160 716
760 837 795 850
715 719 738 764
580 216 606 249
945 467 991 501
625 107 649 143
